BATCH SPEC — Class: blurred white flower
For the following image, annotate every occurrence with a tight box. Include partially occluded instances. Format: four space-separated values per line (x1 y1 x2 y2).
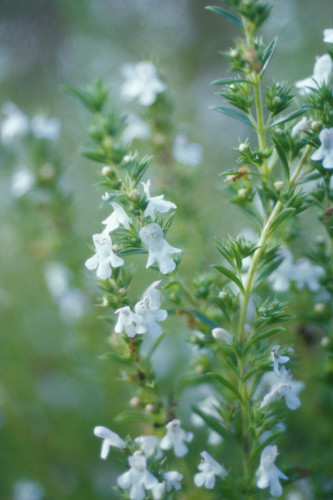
10 167 35 198
117 454 159 500
85 233 124 279
1 102 29 144
270 345 290 374
139 223 181 274
151 483 165 500
31 114 60 141
164 471 183 491
134 435 163 459
323 29 333 43
292 258 324 291
160 419 193 457
211 327 233 345
142 179 176 219
291 117 308 138
191 394 223 446
102 201 131 233
122 113 151 143
173 132 203 166
121 61 167 106
115 306 146 337
194 451 227 489
134 280 167 337
295 54 333 95
93 426 126 459
260 367 305 410
256 445 287 497
13 480 44 500
269 248 294 292
311 127 333 169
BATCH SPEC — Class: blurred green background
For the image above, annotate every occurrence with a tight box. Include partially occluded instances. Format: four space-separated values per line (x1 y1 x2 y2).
1 1 333 499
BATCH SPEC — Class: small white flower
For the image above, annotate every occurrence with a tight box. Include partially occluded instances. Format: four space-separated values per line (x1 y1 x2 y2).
292 258 324 291
122 112 151 143
173 132 203 166
13 480 44 500
139 223 181 274
134 281 167 337
85 233 124 279
102 202 131 234
164 471 183 491
134 435 163 459
93 426 126 459
151 483 165 500
295 54 333 94
142 179 177 220
31 114 60 141
291 117 308 138
1 102 29 144
311 127 333 169
323 29 333 43
121 61 167 106
117 454 159 500
270 345 290 374
194 451 227 489
261 367 305 410
191 394 224 446
115 306 146 337
160 419 193 457
256 445 287 497
211 327 233 344
10 167 35 198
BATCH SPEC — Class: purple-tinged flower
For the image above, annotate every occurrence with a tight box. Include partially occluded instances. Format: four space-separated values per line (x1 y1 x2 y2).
85 233 124 279
139 223 181 274
194 451 227 489
115 306 146 337
134 281 167 337
260 367 305 410
256 445 287 497
270 345 290 374
160 419 193 457
134 435 163 459
142 179 176 220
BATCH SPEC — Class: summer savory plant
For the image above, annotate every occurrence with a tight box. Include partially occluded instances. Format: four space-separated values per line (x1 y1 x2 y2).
66 1 333 498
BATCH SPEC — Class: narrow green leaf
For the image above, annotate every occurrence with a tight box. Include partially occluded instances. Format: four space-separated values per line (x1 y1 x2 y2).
207 372 243 402
250 326 285 345
212 265 244 292
211 77 254 86
118 248 146 256
205 6 243 28
269 108 307 128
188 310 220 329
212 106 254 128
251 430 283 460
192 406 232 441
269 208 296 232
261 37 277 75
99 352 132 364
272 138 290 180
82 149 108 163
147 331 167 358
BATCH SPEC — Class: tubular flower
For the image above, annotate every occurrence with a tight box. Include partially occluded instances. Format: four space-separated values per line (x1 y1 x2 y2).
270 345 290 374
295 54 333 94
121 61 167 106
142 179 177 220
260 367 305 410
85 233 124 279
114 306 146 337
117 454 159 500
256 445 287 497
194 451 227 489
139 223 181 274
102 202 131 234
311 127 333 169
160 419 193 457
93 426 126 459
134 281 167 337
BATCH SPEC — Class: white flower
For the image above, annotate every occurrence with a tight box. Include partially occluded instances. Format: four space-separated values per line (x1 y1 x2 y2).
256 445 287 497
115 306 146 337
194 451 227 489
311 128 333 169
151 483 165 500
295 54 333 94
122 112 151 143
270 345 290 374
291 117 308 138
85 233 124 279
164 471 183 491
1 102 29 144
102 202 131 234
10 167 35 198
134 281 167 337
191 394 223 445
292 258 324 291
323 29 333 43
269 248 294 292
13 480 44 500
142 179 177 220
117 454 159 500
93 426 126 459
134 435 163 459
260 367 305 410
31 114 60 141
160 419 193 457
121 61 167 106
173 132 203 166
211 327 233 344
139 223 181 274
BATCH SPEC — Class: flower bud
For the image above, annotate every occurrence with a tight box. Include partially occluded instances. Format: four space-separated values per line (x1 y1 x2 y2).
195 364 205 374
218 291 228 299
321 336 330 347
239 143 248 153
118 287 126 296
102 136 112 150
238 188 247 198
129 189 140 202
145 404 155 413
112 244 119 252
153 133 166 146
229 48 238 58
39 163 55 181
102 296 109 307
314 302 325 313
274 180 284 191
133 450 144 456
123 155 132 163
311 120 321 131
102 166 112 177
212 327 233 344
130 396 140 407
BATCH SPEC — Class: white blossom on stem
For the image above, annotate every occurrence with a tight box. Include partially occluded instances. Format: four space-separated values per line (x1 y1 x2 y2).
134 280 167 337
10 167 35 198
194 451 227 489
121 61 167 106
85 233 124 279
173 132 203 166
291 117 308 138
134 435 163 459
31 114 60 141
323 29 333 43
117 454 159 500
139 223 181 274
295 54 333 95
260 367 305 410
212 327 233 345
164 471 183 491
1 102 29 144
115 306 146 337
292 258 324 291
256 445 287 497
93 426 126 459
142 179 176 220
268 248 294 292
270 345 290 374
122 112 151 144
160 419 193 457
102 202 131 234
311 128 333 169
191 393 224 446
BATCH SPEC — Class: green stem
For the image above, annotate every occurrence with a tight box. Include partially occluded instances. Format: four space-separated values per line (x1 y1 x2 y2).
173 271 199 308
253 78 269 182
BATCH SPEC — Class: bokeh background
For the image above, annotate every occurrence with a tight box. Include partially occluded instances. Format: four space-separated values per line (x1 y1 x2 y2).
1 1 333 499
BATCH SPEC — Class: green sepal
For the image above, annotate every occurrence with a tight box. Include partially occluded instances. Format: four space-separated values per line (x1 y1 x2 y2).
205 5 243 28
272 137 290 179
212 106 254 128
207 372 243 402
212 265 244 292
261 37 277 75
269 108 308 128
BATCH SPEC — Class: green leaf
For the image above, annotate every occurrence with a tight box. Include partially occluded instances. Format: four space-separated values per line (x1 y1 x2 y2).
250 326 285 345
211 77 254 86
147 331 167 358
212 265 244 292
99 352 132 365
205 6 243 28
118 248 146 256
188 310 220 329
251 430 283 460
212 106 254 128
272 138 290 180
82 149 108 163
269 207 296 232
261 37 277 75
192 406 232 441
207 372 243 402
269 108 307 128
